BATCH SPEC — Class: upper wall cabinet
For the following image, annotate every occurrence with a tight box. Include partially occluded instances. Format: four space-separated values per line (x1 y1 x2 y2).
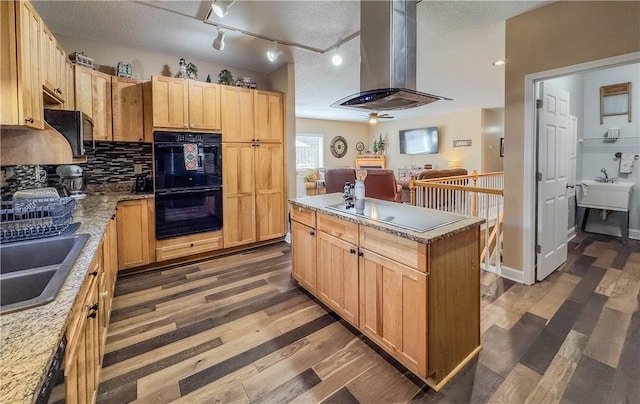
1 0 43 129
75 66 112 141
221 86 255 142
40 25 67 103
151 76 221 131
254 90 284 143
111 77 149 142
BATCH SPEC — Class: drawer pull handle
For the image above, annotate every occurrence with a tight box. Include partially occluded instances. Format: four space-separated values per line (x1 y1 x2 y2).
87 311 97 319
89 303 98 311
350 248 356 254
309 230 315 236
357 251 364 257
190 243 194 247
90 270 98 277
25 117 34 123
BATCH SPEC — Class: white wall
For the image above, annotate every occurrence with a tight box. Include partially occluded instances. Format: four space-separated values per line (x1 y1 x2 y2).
56 34 270 88
295 118 370 169
370 109 483 173
580 63 640 237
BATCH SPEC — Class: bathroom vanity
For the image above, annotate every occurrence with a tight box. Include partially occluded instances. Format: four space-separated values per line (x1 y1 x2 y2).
289 193 484 390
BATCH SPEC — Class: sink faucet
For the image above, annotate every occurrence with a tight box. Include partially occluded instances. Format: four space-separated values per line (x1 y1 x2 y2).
601 168 609 182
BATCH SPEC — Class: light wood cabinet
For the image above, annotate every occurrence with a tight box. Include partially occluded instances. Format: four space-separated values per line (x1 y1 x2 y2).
290 202 481 390
64 60 75 110
116 199 155 270
221 86 255 142
359 249 428 376
111 77 148 142
156 230 223 262
290 220 317 293
1 0 43 128
75 66 112 141
151 76 221 131
222 142 286 248
355 155 386 169
317 231 359 326
254 90 284 143
40 24 66 102
65 253 101 404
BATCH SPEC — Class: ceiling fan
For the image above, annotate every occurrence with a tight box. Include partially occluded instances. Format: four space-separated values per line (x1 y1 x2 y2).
366 112 393 125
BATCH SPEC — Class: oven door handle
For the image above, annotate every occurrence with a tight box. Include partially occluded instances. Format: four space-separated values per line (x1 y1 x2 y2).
156 187 221 196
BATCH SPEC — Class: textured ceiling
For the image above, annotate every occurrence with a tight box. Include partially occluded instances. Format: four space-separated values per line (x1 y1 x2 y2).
33 0 548 123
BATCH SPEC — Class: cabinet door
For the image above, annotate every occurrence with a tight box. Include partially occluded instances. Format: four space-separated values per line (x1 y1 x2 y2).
255 142 285 241
116 200 150 269
40 25 56 95
221 86 254 142
112 77 145 142
152 75 188 129
188 81 221 130
317 231 359 326
222 143 256 247
54 41 67 100
75 66 112 140
359 249 428 377
291 221 316 293
254 90 283 142
64 60 75 109
14 0 43 128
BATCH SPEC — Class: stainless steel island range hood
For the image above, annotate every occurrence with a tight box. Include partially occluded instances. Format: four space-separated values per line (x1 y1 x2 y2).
332 0 450 112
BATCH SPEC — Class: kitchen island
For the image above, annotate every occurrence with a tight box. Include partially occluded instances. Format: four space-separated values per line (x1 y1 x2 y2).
0 193 151 404
289 193 484 390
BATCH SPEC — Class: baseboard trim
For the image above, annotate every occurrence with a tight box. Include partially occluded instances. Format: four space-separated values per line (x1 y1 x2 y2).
630 229 640 240
500 265 527 285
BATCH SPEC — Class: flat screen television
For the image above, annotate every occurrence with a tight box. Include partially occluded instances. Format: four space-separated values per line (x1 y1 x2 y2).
399 127 439 154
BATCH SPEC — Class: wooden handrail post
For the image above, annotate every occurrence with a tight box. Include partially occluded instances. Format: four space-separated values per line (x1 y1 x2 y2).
409 176 416 206
471 170 479 187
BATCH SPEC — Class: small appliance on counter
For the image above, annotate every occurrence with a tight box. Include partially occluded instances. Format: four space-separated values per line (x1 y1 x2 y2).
134 174 153 193
56 165 86 199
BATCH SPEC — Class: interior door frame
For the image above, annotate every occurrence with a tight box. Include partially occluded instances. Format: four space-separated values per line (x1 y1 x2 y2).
522 51 640 285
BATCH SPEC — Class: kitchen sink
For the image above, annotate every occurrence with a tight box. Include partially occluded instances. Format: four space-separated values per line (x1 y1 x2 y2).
0 233 89 314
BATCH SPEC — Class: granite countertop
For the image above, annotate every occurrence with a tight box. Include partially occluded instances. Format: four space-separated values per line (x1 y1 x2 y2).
289 193 485 244
0 192 153 404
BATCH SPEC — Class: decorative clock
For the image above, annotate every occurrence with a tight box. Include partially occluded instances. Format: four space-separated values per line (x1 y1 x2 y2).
355 141 365 153
330 136 348 158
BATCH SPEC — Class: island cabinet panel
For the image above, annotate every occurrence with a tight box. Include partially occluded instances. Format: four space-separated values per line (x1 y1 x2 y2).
290 204 316 228
290 220 316 293
428 226 480 382
317 212 359 245
360 226 427 272
316 231 359 326
359 249 428 377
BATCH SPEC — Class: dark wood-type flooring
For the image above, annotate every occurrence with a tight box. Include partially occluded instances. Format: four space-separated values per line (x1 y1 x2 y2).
96 232 640 403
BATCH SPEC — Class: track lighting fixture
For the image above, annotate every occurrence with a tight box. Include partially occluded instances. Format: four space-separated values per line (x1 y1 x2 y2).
331 47 342 66
266 42 282 62
212 28 225 51
211 0 235 18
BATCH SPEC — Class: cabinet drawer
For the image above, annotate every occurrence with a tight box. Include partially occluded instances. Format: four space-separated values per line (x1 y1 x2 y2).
156 231 223 261
317 212 358 245
290 204 316 228
360 226 427 272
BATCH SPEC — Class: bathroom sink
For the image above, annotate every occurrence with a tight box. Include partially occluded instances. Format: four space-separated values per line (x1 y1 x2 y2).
0 233 89 314
577 180 635 211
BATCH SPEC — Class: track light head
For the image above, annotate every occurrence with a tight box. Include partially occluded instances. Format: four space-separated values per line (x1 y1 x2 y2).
212 29 226 51
266 42 282 62
211 0 235 18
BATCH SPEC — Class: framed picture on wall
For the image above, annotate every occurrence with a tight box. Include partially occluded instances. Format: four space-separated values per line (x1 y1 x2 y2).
500 138 504 157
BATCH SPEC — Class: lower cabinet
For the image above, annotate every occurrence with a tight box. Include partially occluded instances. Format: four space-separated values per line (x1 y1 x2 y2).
359 249 428 376
290 220 316 293
155 230 223 262
116 199 155 270
316 226 359 326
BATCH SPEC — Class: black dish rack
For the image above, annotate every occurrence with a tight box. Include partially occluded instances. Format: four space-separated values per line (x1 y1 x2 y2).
0 197 76 243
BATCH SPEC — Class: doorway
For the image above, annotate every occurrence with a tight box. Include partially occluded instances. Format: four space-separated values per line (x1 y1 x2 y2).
523 52 640 284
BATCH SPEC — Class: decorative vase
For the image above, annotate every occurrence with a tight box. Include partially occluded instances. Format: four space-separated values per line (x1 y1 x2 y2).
354 180 365 213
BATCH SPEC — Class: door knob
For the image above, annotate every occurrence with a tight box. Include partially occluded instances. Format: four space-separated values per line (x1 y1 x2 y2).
566 184 575 189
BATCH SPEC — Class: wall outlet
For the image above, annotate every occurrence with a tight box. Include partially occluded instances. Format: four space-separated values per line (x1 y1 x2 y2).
134 164 143 174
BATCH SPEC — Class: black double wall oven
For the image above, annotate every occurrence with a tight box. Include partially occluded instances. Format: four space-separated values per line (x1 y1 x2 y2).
154 131 222 239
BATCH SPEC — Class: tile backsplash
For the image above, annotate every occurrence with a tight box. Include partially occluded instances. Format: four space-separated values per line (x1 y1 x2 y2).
1 142 153 199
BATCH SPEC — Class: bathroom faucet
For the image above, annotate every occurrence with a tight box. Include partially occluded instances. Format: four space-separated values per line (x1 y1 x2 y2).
600 168 609 182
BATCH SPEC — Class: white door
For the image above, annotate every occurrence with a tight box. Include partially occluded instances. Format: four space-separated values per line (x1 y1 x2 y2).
536 81 570 281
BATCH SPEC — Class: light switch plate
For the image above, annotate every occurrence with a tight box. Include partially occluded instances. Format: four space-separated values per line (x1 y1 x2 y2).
134 164 143 174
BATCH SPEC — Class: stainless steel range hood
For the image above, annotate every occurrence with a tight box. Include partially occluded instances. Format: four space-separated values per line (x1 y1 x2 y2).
332 0 450 111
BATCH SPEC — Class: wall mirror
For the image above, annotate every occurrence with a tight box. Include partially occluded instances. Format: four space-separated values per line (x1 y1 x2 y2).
600 82 631 124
